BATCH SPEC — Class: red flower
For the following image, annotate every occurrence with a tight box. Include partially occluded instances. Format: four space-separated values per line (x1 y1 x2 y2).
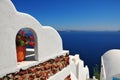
22 37 27 42
29 36 34 41
29 41 35 46
19 30 26 35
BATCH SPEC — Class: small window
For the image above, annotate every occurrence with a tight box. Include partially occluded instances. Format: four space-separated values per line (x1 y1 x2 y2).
16 28 37 62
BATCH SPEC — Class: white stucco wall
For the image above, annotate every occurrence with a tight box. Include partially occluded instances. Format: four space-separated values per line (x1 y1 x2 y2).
70 54 90 80
100 49 120 80
0 0 90 79
0 0 63 76
70 72 78 80
78 60 89 80
69 56 77 76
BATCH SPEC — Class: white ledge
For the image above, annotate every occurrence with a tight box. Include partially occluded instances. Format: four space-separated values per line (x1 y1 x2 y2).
26 48 34 52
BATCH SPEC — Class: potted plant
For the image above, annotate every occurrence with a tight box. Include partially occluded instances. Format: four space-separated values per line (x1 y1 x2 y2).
16 30 35 62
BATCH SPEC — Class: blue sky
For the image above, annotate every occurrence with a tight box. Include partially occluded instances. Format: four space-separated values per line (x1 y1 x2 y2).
12 0 120 31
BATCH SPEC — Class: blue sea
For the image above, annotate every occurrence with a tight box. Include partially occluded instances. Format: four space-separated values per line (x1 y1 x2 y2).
58 31 120 77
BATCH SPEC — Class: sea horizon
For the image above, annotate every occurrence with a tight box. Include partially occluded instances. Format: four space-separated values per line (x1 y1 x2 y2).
57 29 120 32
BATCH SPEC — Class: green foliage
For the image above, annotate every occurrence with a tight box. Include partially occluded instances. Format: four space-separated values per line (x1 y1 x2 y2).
93 64 100 80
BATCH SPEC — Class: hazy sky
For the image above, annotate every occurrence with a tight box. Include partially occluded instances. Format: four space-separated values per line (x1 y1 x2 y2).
12 0 120 31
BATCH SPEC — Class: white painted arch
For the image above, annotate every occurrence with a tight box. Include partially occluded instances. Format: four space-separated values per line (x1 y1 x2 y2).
16 28 38 60
0 0 63 76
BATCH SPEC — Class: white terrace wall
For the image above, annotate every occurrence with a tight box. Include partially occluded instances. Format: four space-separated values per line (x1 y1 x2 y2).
0 0 63 72
69 55 90 80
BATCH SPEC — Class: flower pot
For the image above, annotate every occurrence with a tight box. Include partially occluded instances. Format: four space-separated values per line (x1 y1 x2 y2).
16 46 26 62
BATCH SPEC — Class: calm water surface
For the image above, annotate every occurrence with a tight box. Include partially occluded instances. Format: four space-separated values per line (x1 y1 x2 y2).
59 31 120 77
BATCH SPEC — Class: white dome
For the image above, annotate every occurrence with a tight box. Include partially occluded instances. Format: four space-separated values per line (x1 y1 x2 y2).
101 49 120 80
